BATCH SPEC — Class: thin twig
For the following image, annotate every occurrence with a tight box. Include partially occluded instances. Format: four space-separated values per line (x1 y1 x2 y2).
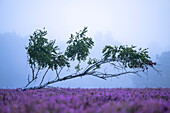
31 66 35 79
25 76 37 87
35 67 40 78
40 68 49 85
55 67 64 79
27 74 30 83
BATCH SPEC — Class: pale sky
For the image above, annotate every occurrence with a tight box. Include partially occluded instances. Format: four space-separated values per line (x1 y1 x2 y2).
0 0 170 88
1 0 170 47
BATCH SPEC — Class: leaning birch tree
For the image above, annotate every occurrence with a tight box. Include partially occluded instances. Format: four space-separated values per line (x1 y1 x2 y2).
24 27 157 90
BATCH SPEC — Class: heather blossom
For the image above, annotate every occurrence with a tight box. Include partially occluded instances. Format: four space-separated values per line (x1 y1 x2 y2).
0 88 169 113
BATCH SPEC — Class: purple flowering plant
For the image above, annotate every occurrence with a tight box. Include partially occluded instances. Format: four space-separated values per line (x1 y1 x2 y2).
0 88 169 113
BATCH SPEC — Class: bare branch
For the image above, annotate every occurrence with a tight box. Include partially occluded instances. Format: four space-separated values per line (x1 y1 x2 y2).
152 67 162 76
25 66 38 88
55 67 64 79
88 70 139 79
23 69 139 90
31 66 35 79
27 74 30 83
40 68 49 85
35 67 40 78
135 73 142 77
89 71 107 80
101 71 139 78
25 76 37 88
110 62 124 71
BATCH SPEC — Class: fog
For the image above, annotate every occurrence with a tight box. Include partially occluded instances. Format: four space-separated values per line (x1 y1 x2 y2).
0 0 170 88
0 32 134 88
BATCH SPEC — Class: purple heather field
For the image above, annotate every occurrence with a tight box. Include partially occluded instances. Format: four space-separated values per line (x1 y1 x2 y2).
0 88 169 113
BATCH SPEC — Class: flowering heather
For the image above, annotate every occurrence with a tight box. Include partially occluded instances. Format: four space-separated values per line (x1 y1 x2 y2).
0 88 169 113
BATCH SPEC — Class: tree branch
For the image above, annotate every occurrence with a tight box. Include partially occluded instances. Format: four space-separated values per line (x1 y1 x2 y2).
25 65 38 88
94 71 139 79
27 74 30 83
23 58 126 90
83 58 116 74
35 67 40 78
40 68 49 85
55 67 64 79
23 68 139 90
31 65 35 79
25 76 37 88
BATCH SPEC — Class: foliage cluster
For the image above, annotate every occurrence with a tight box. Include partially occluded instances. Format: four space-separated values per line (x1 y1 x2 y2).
102 45 156 71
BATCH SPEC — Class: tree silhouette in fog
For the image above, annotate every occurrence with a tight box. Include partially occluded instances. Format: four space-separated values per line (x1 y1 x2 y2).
24 27 158 90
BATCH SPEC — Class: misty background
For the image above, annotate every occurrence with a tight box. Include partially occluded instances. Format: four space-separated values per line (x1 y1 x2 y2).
0 0 170 88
